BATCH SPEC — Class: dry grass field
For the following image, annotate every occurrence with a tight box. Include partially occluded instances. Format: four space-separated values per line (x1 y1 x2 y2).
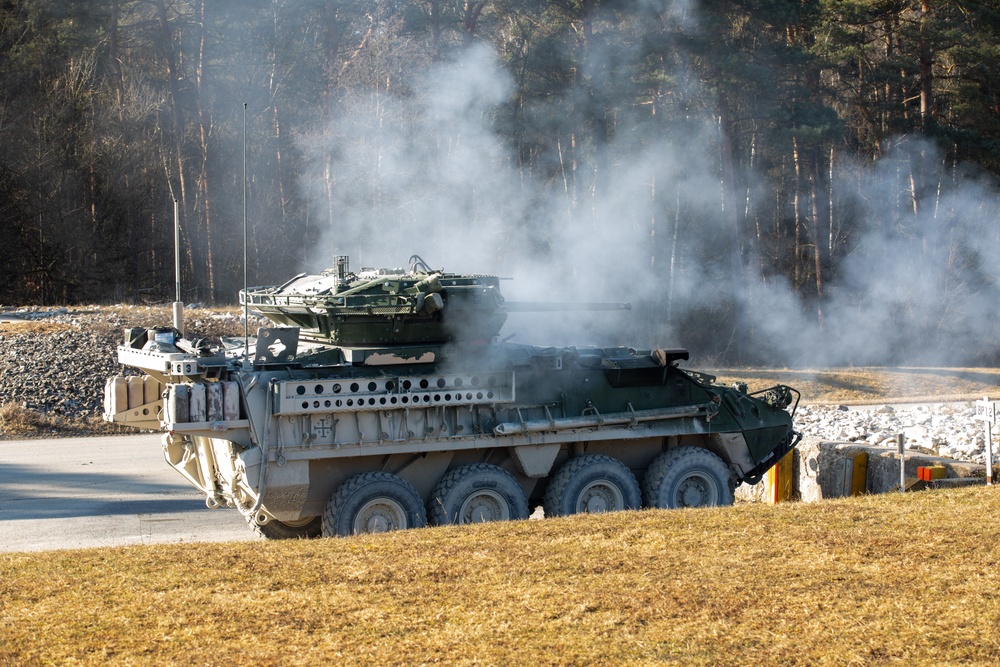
2 486 999 666
709 366 1000 405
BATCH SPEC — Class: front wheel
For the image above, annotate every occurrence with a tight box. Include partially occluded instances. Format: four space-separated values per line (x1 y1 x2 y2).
543 455 642 517
642 447 734 509
428 464 529 525
323 472 427 537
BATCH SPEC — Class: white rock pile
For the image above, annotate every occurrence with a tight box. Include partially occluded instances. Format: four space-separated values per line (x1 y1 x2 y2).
795 403 995 464
0 306 264 425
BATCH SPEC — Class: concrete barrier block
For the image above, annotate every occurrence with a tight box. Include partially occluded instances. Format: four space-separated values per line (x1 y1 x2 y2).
738 438 987 503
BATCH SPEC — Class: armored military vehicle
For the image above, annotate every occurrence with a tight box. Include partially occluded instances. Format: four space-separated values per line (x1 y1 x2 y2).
104 255 800 538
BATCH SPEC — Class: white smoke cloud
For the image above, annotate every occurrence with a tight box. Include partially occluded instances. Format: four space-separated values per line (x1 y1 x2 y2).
298 44 522 273
737 139 1000 367
296 37 1000 368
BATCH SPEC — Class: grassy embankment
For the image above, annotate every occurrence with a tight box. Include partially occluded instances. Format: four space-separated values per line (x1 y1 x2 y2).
2 486 999 665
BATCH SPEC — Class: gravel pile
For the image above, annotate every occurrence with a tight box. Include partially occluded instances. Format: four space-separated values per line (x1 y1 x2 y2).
1 327 121 418
795 403 994 465
0 306 253 428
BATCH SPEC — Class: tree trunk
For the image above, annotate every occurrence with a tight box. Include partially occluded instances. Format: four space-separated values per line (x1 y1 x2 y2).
792 136 803 290
462 1 486 47
194 0 215 300
919 0 933 130
828 146 835 258
667 184 681 320
809 150 824 325
717 94 744 360
272 94 287 223
579 0 608 211
271 5 287 224
323 1 343 96
429 0 441 58
109 0 124 122
323 0 344 232
154 0 187 215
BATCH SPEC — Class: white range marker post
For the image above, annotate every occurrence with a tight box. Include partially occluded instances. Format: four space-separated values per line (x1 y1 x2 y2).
976 397 996 486
897 433 905 492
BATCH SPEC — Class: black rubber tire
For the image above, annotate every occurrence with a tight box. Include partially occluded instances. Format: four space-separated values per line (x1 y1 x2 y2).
248 514 323 540
543 454 642 517
642 447 734 509
323 471 427 537
428 463 530 526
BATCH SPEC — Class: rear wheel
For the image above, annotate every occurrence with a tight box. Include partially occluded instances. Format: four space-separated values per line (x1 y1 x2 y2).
642 447 733 509
543 455 641 517
323 472 427 537
428 464 529 525
248 514 322 539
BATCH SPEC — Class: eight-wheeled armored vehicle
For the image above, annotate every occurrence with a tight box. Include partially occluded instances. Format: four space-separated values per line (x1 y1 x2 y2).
104 255 800 538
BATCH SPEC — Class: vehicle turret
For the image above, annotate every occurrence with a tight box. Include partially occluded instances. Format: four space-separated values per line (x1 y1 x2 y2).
239 255 630 346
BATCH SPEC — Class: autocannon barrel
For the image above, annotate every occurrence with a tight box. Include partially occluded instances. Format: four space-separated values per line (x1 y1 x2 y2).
503 301 632 312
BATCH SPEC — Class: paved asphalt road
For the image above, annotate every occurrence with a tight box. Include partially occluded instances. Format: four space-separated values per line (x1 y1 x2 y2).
0 433 259 552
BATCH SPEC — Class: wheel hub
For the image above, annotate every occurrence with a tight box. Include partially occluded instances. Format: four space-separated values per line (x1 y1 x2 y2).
676 474 716 508
355 498 406 533
460 490 509 523
577 481 624 514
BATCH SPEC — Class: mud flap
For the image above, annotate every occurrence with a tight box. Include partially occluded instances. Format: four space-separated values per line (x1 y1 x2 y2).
511 444 561 478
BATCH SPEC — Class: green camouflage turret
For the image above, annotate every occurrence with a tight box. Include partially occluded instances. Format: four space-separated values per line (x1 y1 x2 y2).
240 255 630 345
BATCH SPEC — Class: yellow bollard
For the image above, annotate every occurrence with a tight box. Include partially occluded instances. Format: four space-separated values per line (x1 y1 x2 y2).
766 450 795 503
842 451 868 496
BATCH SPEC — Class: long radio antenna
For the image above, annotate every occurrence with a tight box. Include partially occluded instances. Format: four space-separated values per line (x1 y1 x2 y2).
172 198 184 336
242 102 250 368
